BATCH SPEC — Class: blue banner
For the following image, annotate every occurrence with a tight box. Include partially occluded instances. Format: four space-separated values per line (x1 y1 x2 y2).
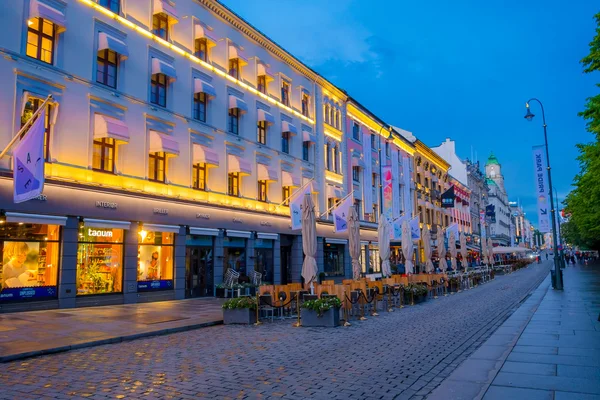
137 280 173 292
0 286 57 301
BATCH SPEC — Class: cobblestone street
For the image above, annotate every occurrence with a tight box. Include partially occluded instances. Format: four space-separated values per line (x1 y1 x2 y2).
0 263 551 400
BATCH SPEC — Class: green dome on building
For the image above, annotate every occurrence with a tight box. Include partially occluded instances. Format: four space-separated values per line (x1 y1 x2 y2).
486 178 497 186
486 152 500 166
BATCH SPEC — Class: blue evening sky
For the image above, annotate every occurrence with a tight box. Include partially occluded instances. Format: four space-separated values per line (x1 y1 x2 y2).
221 0 598 225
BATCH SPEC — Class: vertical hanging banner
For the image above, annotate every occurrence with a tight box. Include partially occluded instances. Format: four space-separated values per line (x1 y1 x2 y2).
402 156 412 216
409 216 421 240
391 150 400 219
332 195 353 233
532 145 550 233
392 214 409 240
13 109 46 203
382 165 393 221
290 184 311 230
363 131 373 211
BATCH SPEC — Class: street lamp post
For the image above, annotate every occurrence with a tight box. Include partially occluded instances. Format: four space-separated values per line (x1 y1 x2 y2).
553 187 565 269
524 98 563 290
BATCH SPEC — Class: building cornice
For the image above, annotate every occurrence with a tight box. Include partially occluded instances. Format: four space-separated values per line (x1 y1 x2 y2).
415 140 450 171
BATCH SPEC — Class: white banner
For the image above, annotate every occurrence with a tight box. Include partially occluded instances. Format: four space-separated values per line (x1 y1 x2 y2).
290 184 311 230
363 132 373 211
402 156 412 216
332 195 353 233
446 223 459 239
13 109 46 203
392 214 409 240
391 149 400 219
532 145 550 233
410 216 421 240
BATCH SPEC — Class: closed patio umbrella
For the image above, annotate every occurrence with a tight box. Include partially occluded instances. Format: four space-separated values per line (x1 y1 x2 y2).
348 207 361 280
449 230 458 271
402 219 414 274
423 226 434 273
379 215 392 278
460 232 468 273
437 226 446 273
487 238 494 267
301 194 318 290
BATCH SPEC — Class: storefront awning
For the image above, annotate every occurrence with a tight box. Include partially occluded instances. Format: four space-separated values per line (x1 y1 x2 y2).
84 218 131 230
228 44 248 65
193 78 216 98
257 233 278 240
257 109 275 125
153 0 178 23
194 23 217 46
151 58 177 81
5 212 67 226
143 223 180 233
94 114 130 143
30 0 66 31
189 227 219 236
98 32 129 59
325 238 348 245
228 95 248 113
281 121 298 135
226 229 252 239
257 164 278 182
227 154 251 175
192 144 219 167
149 130 179 156
282 171 301 187
352 156 365 168
327 185 344 199
302 130 316 143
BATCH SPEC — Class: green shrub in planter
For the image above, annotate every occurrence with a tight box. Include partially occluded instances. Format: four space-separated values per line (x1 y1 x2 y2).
222 296 257 324
301 297 342 327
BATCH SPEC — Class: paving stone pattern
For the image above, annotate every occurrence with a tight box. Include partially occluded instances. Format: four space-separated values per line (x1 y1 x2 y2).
0 263 551 400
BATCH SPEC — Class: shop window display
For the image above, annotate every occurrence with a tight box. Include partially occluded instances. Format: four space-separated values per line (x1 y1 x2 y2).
0 223 60 301
223 237 246 276
137 230 174 291
254 239 274 284
77 226 124 295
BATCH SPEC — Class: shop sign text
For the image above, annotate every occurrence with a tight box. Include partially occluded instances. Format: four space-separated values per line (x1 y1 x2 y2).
232 218 242 223
88 228 113 238
196 213 210 219
96 201 117 209
153 208 168 215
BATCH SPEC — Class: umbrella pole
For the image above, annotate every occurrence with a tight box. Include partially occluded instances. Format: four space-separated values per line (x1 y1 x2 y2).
343 288 351 327
254 292 262 326
292 292 301 327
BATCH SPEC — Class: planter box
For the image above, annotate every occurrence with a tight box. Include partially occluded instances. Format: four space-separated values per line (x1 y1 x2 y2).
415 294 427 303
300 307 340 327
223 308 257 325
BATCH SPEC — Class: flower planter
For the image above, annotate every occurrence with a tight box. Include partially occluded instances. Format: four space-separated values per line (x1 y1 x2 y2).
300 307 340 327
223 308 257 325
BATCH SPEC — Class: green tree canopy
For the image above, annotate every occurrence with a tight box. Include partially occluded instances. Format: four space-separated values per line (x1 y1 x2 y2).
565 11 600 250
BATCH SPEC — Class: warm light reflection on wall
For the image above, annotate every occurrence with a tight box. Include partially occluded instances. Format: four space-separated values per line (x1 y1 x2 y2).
324 170 344 185
45 163 289 216
79 0 314 125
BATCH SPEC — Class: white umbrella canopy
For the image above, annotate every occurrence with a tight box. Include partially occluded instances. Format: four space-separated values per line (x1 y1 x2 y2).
460 232 468 272
301 194 318 289
423 226 434 273
449 230 458 271
487 238 494 266
437 226 446 273
402 219 414 274
379 215 392 278
348 207 361 280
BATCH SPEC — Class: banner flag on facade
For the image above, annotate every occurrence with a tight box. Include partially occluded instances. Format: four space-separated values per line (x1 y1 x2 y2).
446 223 459 239
441 186 455 208
532 145 551 233
402 156 412 216
392 214 409 239
13 109 46 204
290 184 311 230
409 216 421 240
332 194 353 233
485 204 496 224
382 165 393 221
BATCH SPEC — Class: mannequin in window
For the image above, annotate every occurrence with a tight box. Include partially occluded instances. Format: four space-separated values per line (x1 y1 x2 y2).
146 251 160 280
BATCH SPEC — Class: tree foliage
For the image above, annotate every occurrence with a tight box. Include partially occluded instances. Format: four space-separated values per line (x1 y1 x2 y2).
564 12 600 250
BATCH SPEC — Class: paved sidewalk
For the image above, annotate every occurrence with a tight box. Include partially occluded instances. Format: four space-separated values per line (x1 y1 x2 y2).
428 262 600 400
0 297 224 362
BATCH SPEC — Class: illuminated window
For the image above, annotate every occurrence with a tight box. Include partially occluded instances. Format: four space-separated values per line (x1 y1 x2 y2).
301 93 310 117
96 49 118 88
281 131 290 154
228 58 240 79
257 75 267 94
192 163 206 190
258 180 267 202
96 0 119 13
92 138 115 173
281 80 290 106
257 121 267 145
324 104 330 124
228 172 239 196
334 145 340 173
325 143 331 170
21 97 52 161
193 92 206 122
148 152 166 182
151 73 167 107
228 108 239 134
282 186 291 206
26 18 55 65
152 13 169 40
194 38 208 62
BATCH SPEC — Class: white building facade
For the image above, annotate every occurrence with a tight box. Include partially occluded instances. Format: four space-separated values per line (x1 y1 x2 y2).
485 153 511 246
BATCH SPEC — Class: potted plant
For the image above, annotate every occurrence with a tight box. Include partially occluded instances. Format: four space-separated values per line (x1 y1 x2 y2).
222 296 257 325
447 277 460 292
300 297 341 327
